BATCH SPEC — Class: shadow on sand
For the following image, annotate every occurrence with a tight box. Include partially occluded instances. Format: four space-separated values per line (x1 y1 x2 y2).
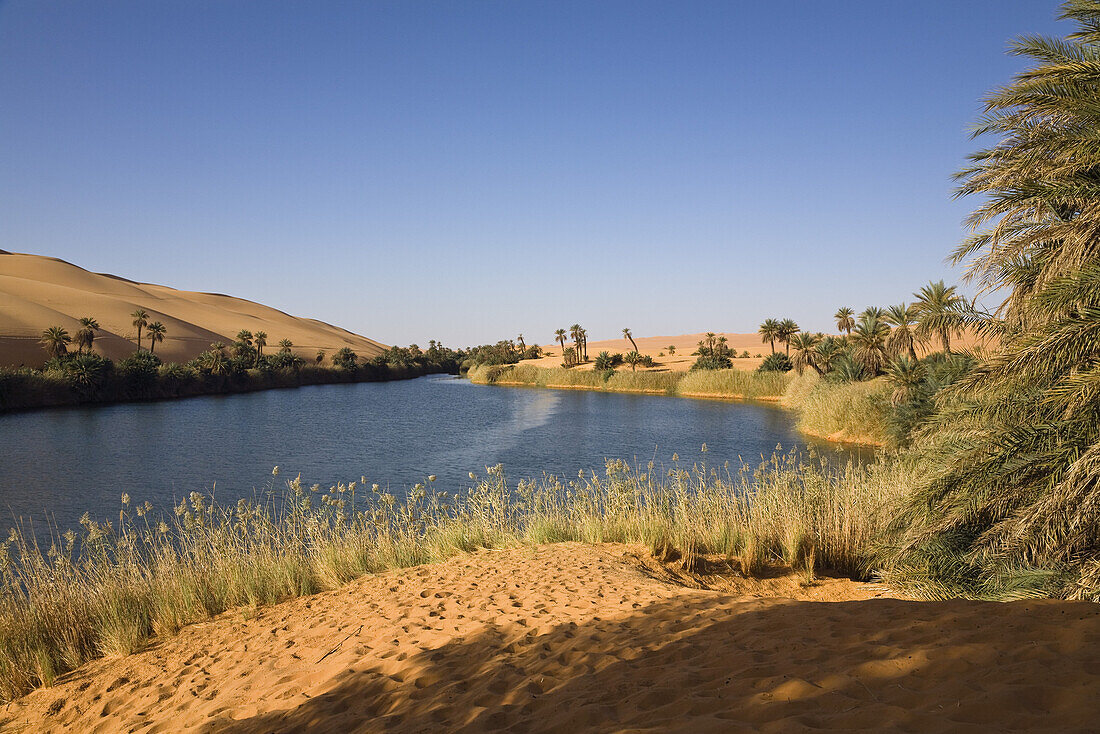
209 592 1100 733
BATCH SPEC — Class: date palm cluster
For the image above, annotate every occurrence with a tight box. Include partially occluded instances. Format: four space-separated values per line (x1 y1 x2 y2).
757 280 968 384
885 1 1100 600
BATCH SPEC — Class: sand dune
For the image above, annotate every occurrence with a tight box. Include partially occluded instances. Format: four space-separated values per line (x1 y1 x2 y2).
4 543 1097 732
0 251 387 368
534 332 774 372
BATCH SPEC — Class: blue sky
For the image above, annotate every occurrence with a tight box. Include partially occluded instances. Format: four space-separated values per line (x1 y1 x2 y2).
0 1 1065 347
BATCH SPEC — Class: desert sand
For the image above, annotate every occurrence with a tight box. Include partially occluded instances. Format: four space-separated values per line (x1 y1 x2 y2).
0 251 387 368
4 542 1097 733
532 332 773 372
529 329 990 374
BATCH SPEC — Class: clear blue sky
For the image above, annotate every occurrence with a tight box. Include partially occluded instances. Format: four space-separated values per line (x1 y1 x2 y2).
0 1 1064 347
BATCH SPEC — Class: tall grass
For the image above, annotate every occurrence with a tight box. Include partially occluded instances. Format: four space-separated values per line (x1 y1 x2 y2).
468 364 792 401
783 373 892 446
0 453 905 701
607 370 681 393
676 367 791 399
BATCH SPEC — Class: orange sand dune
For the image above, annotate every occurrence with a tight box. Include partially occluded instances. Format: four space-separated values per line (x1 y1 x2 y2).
0 251 387 368
4 543 1097 732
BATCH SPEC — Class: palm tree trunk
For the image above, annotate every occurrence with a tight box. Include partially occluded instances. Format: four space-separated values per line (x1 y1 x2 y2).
941 330 951 354
769 339 775 354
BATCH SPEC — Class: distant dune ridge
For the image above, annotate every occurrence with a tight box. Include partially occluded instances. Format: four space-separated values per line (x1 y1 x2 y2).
0 251 387 368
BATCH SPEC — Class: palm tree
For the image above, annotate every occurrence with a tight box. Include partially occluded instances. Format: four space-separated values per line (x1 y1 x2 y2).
278 338 294 353
624 351 642 371
333 347 358 369
849 316 889 376
202 344 229 375
880 6 1100 597
701 332 718 358
146 321 166 353
516 334 525 353
579 328 588 361
884 355 925 407
131 308 149 350
861 306 885 322
883 303 920 361
777 319 799 355
913 280 964 353
814 336 844 374
667 345 676 356
75 317 99 354
254 331 267 364
790 332 823 375
554 328 567 355
236 329 253 346
40 326 71 359
622 328 638 352
834 307 855 336
569 324 582 358
758 319 780 354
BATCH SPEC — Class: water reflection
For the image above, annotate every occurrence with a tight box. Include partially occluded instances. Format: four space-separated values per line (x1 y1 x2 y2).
0 376 865 535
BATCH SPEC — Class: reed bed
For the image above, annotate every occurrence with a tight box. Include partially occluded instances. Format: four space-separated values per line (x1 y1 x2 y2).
783 374 892 446
0 452 905 701
676 367 791 399
607 370 681 393
468 364 792 401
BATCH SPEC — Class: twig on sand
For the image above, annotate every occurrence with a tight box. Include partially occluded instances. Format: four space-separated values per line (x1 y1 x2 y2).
316 625 363 664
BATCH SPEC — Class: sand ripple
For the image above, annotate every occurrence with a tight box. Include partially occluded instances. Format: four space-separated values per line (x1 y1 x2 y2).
3 543 1098 732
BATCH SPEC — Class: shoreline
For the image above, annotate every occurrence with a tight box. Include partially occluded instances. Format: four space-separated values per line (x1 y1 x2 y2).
0 364 457 416
484 379 787 403
468 363 883 448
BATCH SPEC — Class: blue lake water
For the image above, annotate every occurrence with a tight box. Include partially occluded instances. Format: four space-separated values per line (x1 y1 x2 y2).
0 375 870 535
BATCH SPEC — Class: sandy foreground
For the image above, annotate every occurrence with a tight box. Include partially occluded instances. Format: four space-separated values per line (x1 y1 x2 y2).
3 543 1097 733
0 251 387 368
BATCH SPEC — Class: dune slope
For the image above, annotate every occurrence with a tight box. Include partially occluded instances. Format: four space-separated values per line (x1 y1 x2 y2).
0 252 387 367
3 543 1097 733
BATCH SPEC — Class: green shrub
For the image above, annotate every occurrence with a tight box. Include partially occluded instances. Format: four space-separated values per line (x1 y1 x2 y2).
691 355 732 370
758 353 793 372
332 347 358 370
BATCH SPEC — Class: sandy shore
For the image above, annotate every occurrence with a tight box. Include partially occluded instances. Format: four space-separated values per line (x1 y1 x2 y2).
4 542 1097 733
0 251 387 368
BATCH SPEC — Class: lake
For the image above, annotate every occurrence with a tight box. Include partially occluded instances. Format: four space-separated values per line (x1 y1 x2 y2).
0 375 869 536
